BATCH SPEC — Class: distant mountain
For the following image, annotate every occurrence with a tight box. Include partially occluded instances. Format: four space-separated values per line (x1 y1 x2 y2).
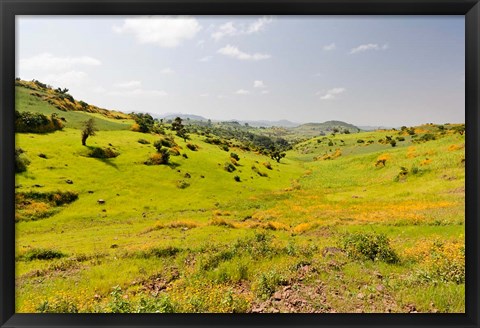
294 120 360 136
154 113 209 121
358 125 394 131
234 119 300 128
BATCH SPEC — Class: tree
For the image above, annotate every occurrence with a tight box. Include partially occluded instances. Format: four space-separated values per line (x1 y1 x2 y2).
81 118 98 146
171 117 189 142
270 150 286 163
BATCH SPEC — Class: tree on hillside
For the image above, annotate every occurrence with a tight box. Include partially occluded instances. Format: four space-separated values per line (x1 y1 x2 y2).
172 117 189 142
270 150 286 163
81 118 98 146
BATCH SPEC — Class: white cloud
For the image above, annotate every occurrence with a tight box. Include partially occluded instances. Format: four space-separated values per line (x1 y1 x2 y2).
218 45 270 61
160 68 175 74
323 43 336 51
197 40 205 47
198 56 212 62
211 16 273 41
235 89 250 95
114 80 142 88
20 53 101 71
317 87 346 100
261 90 270 94
211 22 238 41
254 80 266 88
113 16 201 47
42 70 88 87
349 43 388 54
199 93 209 97
247 16 273 33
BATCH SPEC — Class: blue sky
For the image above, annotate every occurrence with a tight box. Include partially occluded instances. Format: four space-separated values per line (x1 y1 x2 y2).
17 16 465 126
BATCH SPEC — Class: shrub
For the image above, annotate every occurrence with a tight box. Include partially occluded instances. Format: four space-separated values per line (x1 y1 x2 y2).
262 162 272 170
168 147 181 156
394 166 409 182
176 180 190 189
20 248 66 261
357 139 365 144
234 175 241 182
88 147 119 159
341 232 399 264
15 111 63 133
137 139 150 144
15 148 30 173
221 144 229 152
396 136 405 141
255 270 287 300
145 148 170 165
186 143 198 151
230 153 240 161
154 136 176 150
224 162 236 173
251 165 268 177
390 140 397 147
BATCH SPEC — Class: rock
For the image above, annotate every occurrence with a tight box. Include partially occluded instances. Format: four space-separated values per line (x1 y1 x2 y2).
66 179 73 184
357 293 365 300
273 292 282 301
271 308 279 313
283 286 291 292
97 199 105 204
376 285 384 292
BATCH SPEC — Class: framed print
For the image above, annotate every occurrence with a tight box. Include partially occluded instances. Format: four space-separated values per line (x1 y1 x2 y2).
1 0 479 327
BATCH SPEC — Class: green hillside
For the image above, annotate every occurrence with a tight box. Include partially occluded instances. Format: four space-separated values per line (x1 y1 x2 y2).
15 80 133 131
14 82 465 314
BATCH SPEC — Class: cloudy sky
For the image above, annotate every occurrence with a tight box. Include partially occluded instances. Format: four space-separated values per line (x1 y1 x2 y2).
17 16 464 126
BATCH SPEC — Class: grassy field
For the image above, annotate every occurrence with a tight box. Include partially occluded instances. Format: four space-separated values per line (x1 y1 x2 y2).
14 86 465 313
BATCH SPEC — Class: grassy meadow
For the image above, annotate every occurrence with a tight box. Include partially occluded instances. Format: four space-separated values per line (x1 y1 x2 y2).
14 83 465 313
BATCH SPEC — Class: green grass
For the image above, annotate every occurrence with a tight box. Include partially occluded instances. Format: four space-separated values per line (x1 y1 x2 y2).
16 86 133 130
14 90 465 313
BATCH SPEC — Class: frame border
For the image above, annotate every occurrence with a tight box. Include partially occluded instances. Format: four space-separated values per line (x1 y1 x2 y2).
1 1 479 327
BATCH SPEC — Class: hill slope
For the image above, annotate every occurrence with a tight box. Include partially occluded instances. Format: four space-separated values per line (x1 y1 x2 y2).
15 80 133 130
13 82 465 314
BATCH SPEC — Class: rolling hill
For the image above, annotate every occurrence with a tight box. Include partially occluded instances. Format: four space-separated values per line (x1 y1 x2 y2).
13 80 465 314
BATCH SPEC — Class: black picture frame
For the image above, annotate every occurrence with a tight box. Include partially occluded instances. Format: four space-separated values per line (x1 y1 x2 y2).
1 1 479 327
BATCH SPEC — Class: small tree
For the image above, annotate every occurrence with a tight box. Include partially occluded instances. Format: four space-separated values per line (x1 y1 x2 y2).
81 118 98 146
172 117 189 142
270 150 286 163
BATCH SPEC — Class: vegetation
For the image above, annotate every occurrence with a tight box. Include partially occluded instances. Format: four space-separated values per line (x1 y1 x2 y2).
81 118 98 146
14 80 465 314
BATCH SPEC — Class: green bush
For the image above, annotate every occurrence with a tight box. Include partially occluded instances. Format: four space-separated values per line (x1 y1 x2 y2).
88 147 119 159
137 139 150 144
255 270 287 300
176 180 190 189
224 162 236 173
186 143 198 151
15 148 30 173
154 137 176 150
341 232 399 264
20 248 67 261
15 110 63 133
230 152 240 161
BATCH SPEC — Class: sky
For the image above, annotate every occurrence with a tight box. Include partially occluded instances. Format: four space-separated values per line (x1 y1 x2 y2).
16 15 465 126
